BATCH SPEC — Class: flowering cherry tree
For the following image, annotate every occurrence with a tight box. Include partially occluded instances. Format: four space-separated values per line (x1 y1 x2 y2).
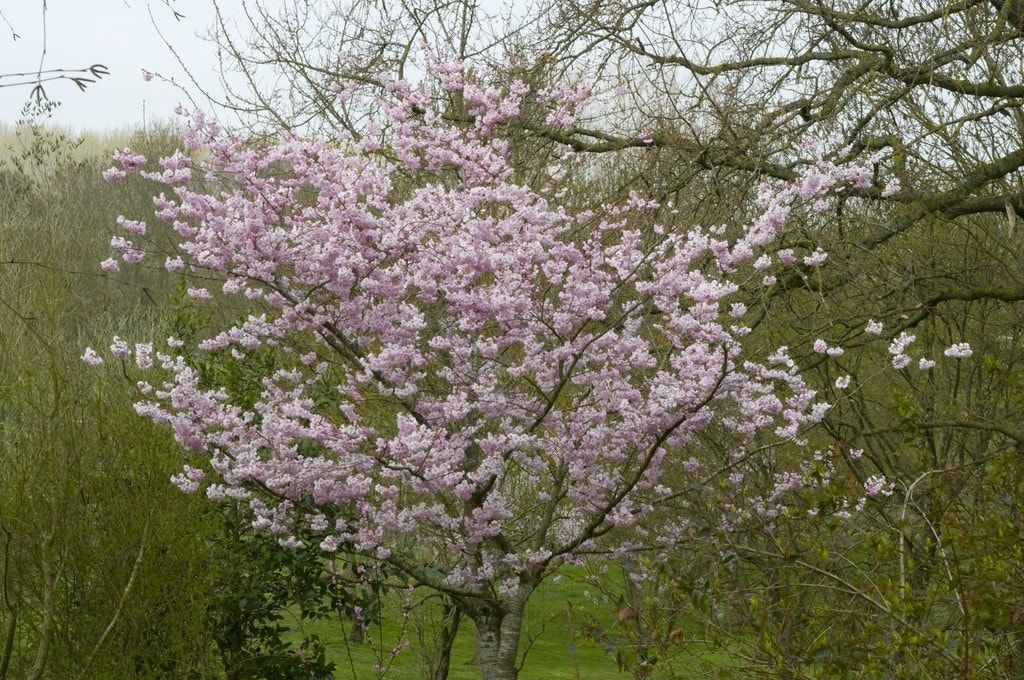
92 59 880 679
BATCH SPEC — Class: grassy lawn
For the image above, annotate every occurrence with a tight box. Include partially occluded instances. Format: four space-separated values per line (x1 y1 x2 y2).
281 563 746 679
284 570 618 679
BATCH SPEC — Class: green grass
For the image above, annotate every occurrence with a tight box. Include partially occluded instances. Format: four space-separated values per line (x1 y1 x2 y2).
283 571 618 680
281 564 750 679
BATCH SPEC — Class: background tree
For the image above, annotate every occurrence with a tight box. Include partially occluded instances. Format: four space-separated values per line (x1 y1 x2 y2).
0 117 372 679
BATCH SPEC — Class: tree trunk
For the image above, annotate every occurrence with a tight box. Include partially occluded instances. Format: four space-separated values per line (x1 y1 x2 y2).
432 600 462 680
471 606 516 680
463 586 533 680
346 621 365 645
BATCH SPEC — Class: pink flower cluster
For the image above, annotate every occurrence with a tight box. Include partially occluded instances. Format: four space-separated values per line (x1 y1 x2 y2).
944 342 973 358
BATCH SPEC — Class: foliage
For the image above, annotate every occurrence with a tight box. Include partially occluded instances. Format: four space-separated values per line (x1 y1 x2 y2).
208 511 341 680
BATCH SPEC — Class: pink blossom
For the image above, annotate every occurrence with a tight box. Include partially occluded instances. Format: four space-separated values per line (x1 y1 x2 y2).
109 336 130 360
545 107 576 128
112 147 146 171
122 247 145 264
809 402 832 421
802 249 827 267
117 216 147 236
944 342 973 358
888 331 916 356
918 358 936 370
100 258 120 273
135 343 154 369
865 319 883 335
835 375 851 389
793 169 835 199
864 475 894 497
171 465 205 493
881 178 901 198
160 151 191 171
813 339 843 357
81 347 103 366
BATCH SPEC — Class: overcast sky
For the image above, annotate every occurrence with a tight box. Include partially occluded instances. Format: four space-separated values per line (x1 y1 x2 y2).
1 0 249 131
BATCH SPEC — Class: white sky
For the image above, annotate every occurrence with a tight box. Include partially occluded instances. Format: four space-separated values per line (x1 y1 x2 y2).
0 0 248 131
